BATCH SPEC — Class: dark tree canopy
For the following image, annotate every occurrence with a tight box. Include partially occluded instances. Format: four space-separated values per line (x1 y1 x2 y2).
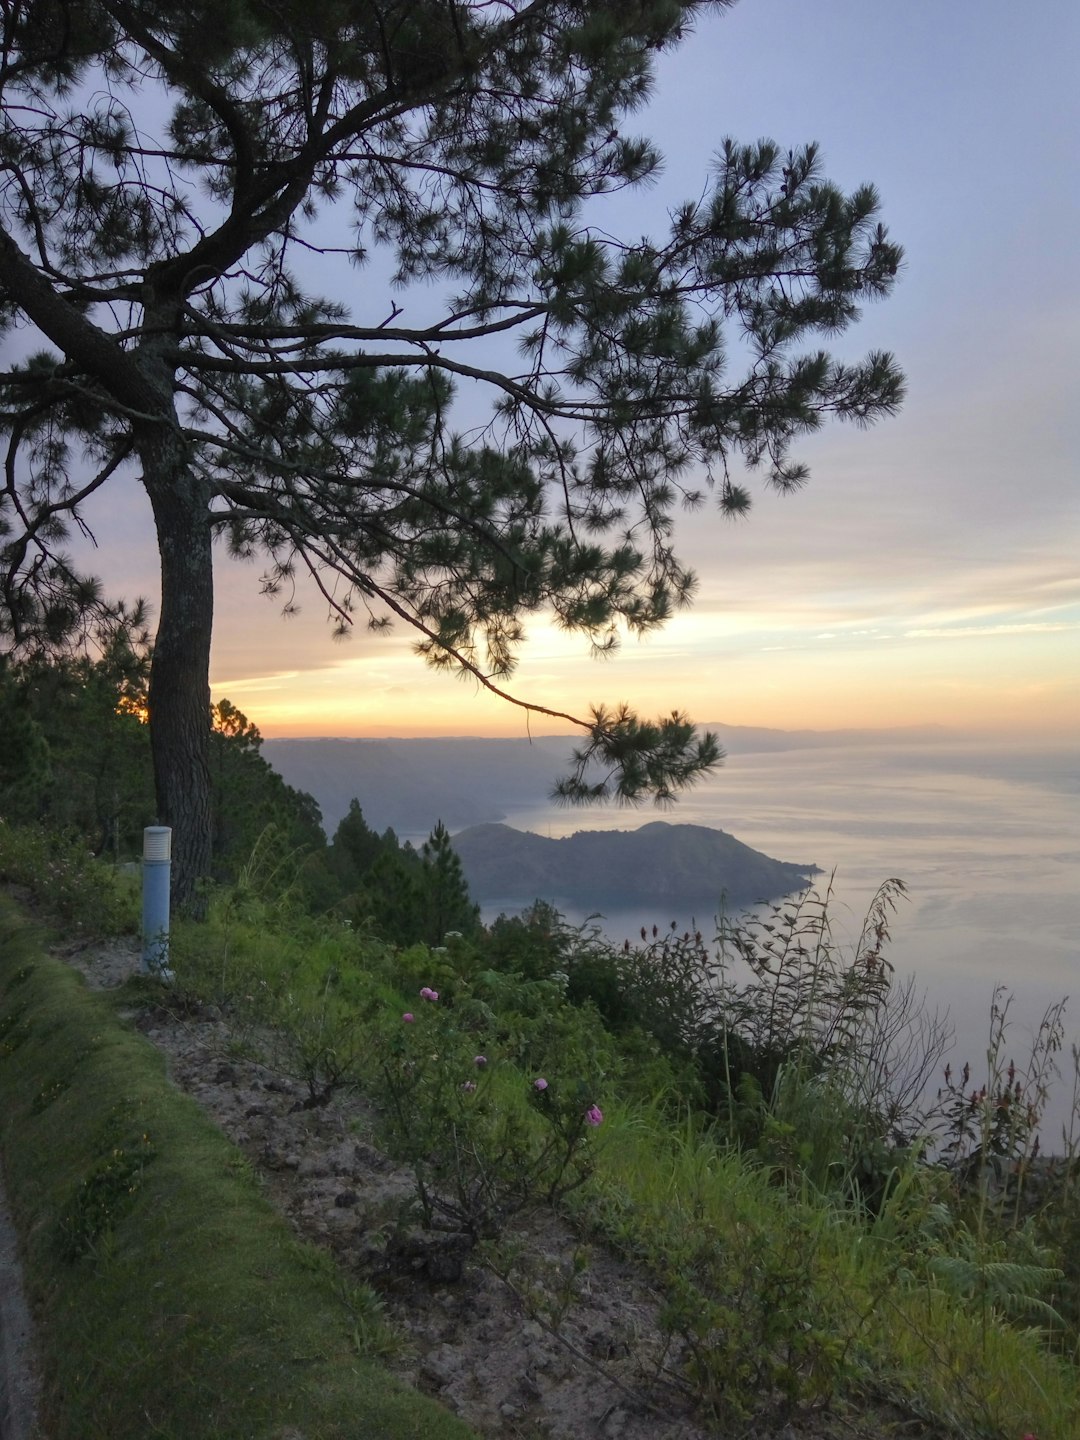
0 606 154 852
0 622 325 881
207 698 326 880
0 0 904 901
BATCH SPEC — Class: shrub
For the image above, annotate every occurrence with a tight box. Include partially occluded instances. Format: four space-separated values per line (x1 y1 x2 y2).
0 821 138 934
367 979 608 1241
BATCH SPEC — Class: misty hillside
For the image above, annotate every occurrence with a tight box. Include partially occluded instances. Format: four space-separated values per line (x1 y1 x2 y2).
449 821 817 908
263 724 945 839
262 735 574 836
698 721 948 753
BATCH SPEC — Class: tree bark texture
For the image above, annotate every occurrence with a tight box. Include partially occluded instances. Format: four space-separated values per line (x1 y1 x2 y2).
139 429 214 908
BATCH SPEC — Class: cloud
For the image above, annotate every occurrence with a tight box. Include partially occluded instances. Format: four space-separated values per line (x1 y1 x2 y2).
210 671 301 692
903 622 1078 640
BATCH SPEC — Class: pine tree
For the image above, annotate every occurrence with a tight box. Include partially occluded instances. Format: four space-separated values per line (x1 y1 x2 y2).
0 2 905 901
418 820 480 945
208 699 325 880
0 665 52 820
327 800 385 893
0 610 155 852
362 843 425 947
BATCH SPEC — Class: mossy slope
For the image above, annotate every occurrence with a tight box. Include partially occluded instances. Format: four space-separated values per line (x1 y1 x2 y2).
0 902 474 1440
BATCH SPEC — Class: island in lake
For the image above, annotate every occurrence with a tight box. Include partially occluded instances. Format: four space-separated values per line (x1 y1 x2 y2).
450 820 817 909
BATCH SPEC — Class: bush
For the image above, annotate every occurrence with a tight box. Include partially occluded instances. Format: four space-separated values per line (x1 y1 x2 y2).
0 821 138 934
366 976 609 1242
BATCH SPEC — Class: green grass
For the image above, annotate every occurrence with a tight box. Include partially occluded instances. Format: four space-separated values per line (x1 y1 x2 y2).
0 899 475 1440
6 845 1080 1440
171 887 1080 1436
579 1101 1080 1437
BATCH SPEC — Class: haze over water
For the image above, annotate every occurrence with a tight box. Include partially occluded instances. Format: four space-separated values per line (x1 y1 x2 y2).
494 739 1079 1141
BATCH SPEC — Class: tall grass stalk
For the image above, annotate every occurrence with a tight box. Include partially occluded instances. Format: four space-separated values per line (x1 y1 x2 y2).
577 1100 1080 1432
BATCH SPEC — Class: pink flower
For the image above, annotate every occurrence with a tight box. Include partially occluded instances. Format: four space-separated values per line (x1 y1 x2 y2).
402 1012 415 1023
585 1105 604 1127
462 1081 477 1093
419 986 439 1002
533 1077 548 1092
473 1055 488 1068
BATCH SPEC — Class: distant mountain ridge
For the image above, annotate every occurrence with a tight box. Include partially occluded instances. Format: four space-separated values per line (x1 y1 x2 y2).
698 721 948 752
263 723 949 839
262 735 568 837
449 821 817 907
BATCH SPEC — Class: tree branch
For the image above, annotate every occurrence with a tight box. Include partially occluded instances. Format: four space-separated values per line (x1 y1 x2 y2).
0 224 167 417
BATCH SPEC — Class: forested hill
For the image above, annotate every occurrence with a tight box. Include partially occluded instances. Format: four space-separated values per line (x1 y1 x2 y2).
449 821 817 908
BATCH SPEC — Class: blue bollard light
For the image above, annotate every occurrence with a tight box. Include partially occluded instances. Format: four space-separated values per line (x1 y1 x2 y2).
141 826 173 980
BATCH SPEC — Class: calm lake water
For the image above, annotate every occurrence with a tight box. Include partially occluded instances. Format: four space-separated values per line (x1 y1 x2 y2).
487 739 1079 1140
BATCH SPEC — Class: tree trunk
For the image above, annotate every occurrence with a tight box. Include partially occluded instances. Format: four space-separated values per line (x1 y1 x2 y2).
140 430 214 909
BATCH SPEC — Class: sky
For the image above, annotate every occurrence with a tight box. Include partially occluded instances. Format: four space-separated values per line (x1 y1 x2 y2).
71 0 1080 740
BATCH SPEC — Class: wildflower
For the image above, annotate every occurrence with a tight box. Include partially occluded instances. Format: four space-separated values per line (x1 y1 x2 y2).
402 1012 415 1023
419 986 439 1002
462 1081 477 1093
585 1105 604 1127
533 1077 548 1092
473 1055 487 1068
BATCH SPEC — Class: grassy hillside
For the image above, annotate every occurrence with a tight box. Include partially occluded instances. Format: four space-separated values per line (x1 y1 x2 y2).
0 899 475 1440
2 826 1079 1439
